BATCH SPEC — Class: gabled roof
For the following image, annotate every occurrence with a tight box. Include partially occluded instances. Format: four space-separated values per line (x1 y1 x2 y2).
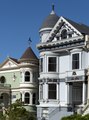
65 18 89 35
9 57 19 64
19 47 38 62
0 57 19 69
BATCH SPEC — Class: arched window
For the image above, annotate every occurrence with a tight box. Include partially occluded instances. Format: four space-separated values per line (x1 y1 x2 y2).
61 29 67 39
32 93 36 104
25 71 30 82
0 76 6 83
24 92 30 104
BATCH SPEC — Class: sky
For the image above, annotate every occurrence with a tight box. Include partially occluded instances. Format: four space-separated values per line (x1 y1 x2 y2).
0 0 89 63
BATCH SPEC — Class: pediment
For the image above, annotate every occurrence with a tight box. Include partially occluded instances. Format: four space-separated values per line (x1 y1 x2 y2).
0 58 18 69
46 16 82 42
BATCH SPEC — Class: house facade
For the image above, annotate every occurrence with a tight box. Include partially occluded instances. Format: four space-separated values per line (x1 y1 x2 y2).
0 47 39 113
37 6 89 120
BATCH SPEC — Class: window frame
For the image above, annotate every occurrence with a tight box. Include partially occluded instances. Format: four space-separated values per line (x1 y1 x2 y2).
48 57 57 72
40 84 43 100
48 83 57 100
72 53 79 70
24 92 30 104
32 93 36 104
25 71 30 82
61 29 67 39
40 58 43 73
71 51 82 70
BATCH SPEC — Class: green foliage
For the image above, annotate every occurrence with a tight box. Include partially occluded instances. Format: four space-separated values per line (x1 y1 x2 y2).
61 114 89 120
0 111 6 120
2 99 36 120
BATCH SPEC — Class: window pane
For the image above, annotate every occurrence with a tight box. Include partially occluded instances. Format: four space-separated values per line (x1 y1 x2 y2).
32 93 36 104
61 29 67 39
40 85 43 100
40 58 43 72
48 57 56 72
48 84 56 99
72 54 79 69
25 71 30 82
25 93 30 104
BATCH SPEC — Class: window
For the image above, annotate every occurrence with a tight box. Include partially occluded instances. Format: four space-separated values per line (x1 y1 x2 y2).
72 53 79 69
40 58 43 72
25 71 30 82
40 84 43 100
48 57 56 72
24 92 30 104
32 93 36 104
48 84 56 99
61 29 67 39
69 34 72 38
0 76 6 83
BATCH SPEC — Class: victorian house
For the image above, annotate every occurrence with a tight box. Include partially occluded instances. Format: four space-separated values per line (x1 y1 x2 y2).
37 5 89 120
0 47 39 113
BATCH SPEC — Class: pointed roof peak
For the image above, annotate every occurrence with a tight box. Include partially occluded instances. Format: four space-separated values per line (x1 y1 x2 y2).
50 3 55 15
40 4 59 30
19 47 38 62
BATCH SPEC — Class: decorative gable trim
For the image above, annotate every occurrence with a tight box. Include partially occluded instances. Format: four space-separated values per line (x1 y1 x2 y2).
45 16 82 42
0 57 19 69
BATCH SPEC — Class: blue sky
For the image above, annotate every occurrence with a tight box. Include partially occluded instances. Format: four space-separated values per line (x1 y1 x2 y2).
0 0 89 63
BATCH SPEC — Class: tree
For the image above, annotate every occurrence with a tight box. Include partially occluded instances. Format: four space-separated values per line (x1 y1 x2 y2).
61 114 89 120
3 100 36 120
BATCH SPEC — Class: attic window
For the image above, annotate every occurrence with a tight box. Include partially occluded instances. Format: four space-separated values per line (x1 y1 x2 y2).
61 29 67 39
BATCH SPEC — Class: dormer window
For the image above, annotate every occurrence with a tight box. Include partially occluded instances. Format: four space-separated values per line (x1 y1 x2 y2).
61 29 67 39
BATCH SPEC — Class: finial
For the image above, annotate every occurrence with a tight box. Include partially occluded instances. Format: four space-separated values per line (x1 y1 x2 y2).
51 3 55 14
52 3 54 11
28 37 32 47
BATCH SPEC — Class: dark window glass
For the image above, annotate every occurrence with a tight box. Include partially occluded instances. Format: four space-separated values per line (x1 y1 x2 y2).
40 58 43 72
61 29 67 39
40 85 43 100
32 93 36 104
0 76 5 83
48 84 56 99
69 34 72 38
72 53 79 69
25 71 30 82
48 57 56 72
24 93 30 104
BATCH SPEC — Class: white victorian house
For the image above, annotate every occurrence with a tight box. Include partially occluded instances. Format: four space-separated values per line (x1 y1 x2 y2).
37 5 89 120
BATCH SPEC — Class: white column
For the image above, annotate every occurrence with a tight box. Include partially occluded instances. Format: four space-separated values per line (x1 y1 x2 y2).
82 81 86 105
22 71 25 83
87 76 89 103
30 92 33 105
45 81 48 101
22 91 24 102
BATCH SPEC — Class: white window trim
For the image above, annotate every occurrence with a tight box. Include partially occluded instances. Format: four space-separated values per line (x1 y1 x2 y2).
71 51 82 70
47 56 58 73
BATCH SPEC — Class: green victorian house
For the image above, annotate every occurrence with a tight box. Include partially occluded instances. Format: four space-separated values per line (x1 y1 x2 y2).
0 47 39 113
